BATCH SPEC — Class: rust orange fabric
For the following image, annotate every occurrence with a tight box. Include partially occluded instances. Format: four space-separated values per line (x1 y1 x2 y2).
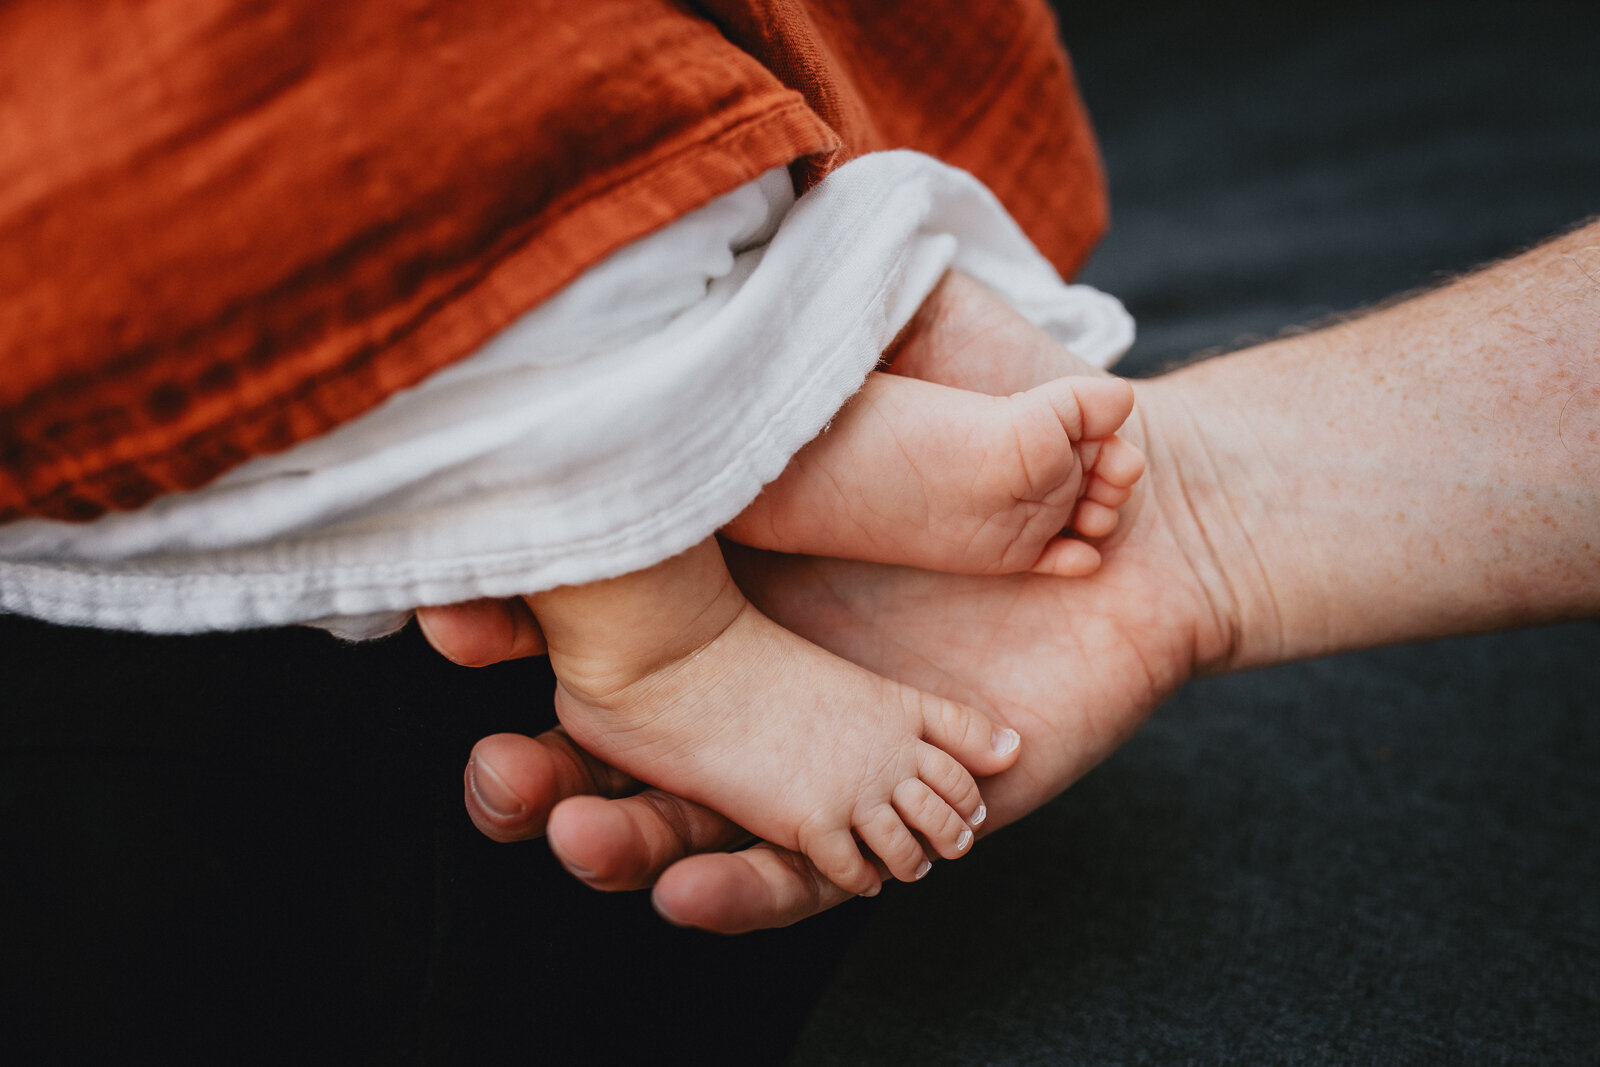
0 0 1106 521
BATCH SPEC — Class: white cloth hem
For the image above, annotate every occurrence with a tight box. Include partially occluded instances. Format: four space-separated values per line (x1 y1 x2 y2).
0 151 1133 637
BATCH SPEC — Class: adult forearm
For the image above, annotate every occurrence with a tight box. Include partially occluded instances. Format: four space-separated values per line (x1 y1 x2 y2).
1140 220 1600 671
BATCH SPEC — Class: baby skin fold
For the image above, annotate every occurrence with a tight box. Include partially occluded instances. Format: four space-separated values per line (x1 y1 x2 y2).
524 370 1144 896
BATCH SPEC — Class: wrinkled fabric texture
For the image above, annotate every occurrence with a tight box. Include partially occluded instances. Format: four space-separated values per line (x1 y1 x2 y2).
0 0 1103 522
0 153 1132 637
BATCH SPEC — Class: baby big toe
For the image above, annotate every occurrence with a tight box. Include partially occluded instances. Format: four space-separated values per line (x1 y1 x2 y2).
893 778 974 861
857 804 933 883
916 692 1022 778
1063 377 1136 440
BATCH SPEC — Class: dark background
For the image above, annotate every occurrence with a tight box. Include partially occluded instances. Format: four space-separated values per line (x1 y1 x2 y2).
2 2 1597 1064
791 1 1600 1063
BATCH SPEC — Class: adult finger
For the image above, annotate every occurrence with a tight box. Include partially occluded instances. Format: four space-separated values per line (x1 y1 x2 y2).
651 846 853 934
545 792 753 893
417 598 546 666
469 730 756 894
464 729 633 842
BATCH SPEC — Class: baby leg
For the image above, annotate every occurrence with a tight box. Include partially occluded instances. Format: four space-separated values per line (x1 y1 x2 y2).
724 372 1144 577
524 538 1021 894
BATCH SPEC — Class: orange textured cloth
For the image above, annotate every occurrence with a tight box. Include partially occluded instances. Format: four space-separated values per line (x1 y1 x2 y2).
0 0 1105 521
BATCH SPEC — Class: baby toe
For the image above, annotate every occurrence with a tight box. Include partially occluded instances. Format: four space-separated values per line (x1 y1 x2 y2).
1030 537 1102 577
914 688 1022 778
914 743 988 822
856 804 932 883
1084 475 1133 509
1090 434 1146 488
1070 499 1121 538
893 778 974 861
802 825 881 897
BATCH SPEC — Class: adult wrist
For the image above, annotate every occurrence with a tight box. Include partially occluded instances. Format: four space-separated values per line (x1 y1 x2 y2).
1128 373 1287 677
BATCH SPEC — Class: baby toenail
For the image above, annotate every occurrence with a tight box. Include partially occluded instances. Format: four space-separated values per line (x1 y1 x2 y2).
956 829 973 852
860 884 882 898
972 803 987 826
914 859 932 880
992 728 1020 756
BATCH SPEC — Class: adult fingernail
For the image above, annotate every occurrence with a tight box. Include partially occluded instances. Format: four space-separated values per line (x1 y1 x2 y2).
992 728 1020 756
914 859 932 880
956 829 973 852
972 803 987 826
468 756 527 818
651 894 694 928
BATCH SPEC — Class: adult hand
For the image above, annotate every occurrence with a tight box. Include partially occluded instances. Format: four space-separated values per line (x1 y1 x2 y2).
418 273 1239 929
428 218 1600 930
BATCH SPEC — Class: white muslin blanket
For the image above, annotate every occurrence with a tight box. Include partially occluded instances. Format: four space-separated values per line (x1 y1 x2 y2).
0 151 1133 637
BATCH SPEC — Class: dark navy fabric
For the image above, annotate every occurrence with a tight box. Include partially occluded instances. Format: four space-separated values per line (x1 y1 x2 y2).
792 2 1600 1063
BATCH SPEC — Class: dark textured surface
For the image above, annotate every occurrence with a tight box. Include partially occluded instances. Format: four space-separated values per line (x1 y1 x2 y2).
792 2 1600 1063
1075 0 1600 377
0 618 862 1063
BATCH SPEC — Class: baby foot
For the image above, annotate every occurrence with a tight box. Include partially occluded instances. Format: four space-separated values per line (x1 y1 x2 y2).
725 371 1145 578
527 540 1021 895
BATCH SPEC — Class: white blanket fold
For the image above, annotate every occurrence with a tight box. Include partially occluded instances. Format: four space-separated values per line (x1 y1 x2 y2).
0 151 1133 637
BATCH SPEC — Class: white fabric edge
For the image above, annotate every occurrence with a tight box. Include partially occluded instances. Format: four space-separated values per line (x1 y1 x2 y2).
0 151 1133 636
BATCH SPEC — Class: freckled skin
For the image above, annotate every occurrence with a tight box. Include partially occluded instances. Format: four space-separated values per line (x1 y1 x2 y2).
1146 222 1600 667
